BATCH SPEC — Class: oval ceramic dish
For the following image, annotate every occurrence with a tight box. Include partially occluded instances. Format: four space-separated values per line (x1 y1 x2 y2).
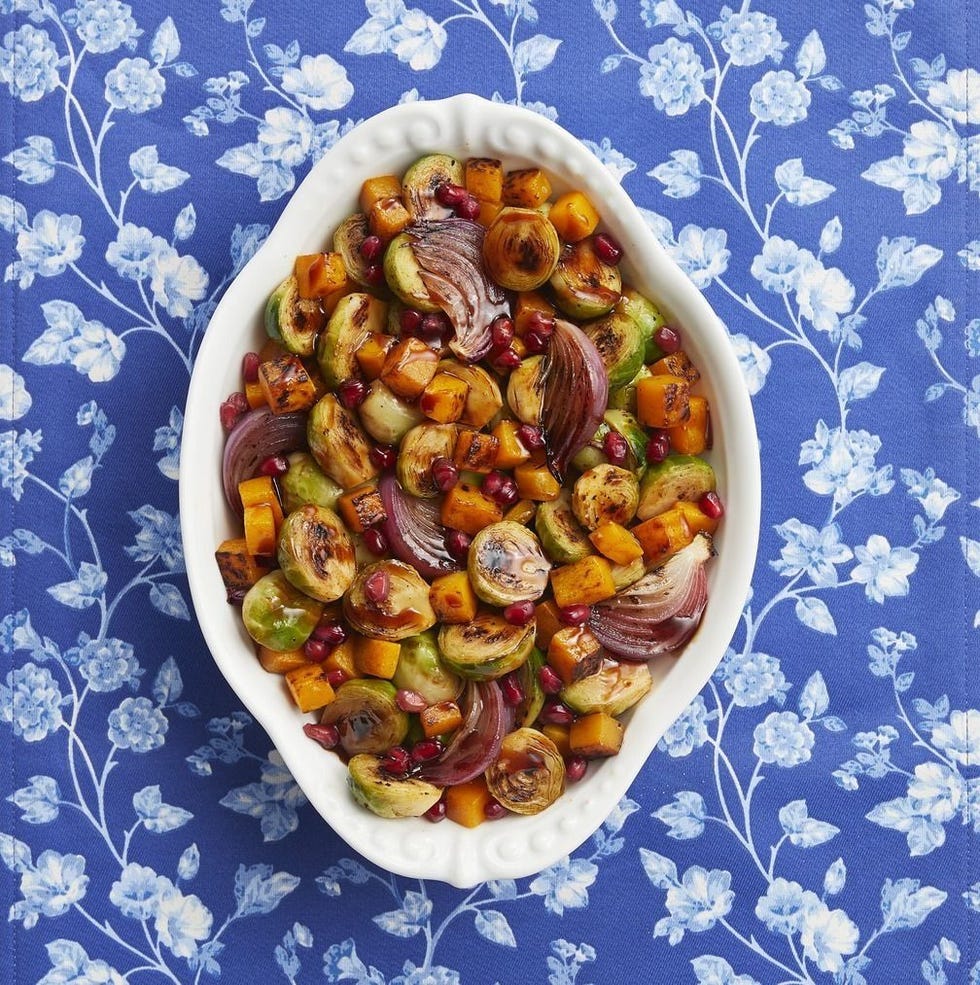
181 93 761 888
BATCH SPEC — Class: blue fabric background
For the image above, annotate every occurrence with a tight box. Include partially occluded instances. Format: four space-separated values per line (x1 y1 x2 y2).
1 1 978 982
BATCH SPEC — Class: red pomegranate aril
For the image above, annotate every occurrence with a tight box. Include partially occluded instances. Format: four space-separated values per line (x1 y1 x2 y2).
539 701 574 726
241 351 260 383
259 454 289 477
481 470 505 499
400 308 424 335
303 723 340 750
424 798 447 822
538 665 563 695
359 234 383 261
699 491 725 519
421 313 447 341
654 325 681 354
484 799 508 820
565 755 588 783
370 444 397 470
527 311 554 335
363 526 388 556
493 346 521 371
594 231 623 265
338 378 367 409
646 431 670 463
411 738 444 764
490 316 515 349
431 456 459 493
603 431 628 467
517 424 544 450
500 673 525 706
436 182 467 207
364 263 384 286
524 329 550 355
381 745 411 776
503 601 536 629
446 529 471 560
219 392 249 431
558 604 590 626
456 196 480 221
497 477 519 507
364 569 390 605
303 638 329 662
313 621 346 646
326 669 349 689
396 689 428 714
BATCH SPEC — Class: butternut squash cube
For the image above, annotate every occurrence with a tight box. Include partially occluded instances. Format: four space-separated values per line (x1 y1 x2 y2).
453 429 500 473
258 337 287 362
215 537 271 592
258 354 319 414
550 555 617 609
534 599 564 651
440 483 503 536
491 420 531 469
589 521 644 565
569 712 624 758
669 395 710 455
285 663 336 713
503 499 537 525
420 372 469 424
502 167 552 208
322 638 357 679
445 777 492 828
368 196 411 241
338 482 387 533
353 635 401 679
514 461 561 502
650 349 701 385
359 174 403 213
429 572 479 624
477 199 503 228
514 291 555 337
548 191 600 242
547 626 604 685
356 333 396 381
465 157 504 202
541 723 571 758
674 500 719 537
294 252 350 300
238 475 284 526
636 374 691 429
244 378 267 409
257 646 310 675
632 507 695 563
420 700 463 738
243 504 277 557
381 337 439 398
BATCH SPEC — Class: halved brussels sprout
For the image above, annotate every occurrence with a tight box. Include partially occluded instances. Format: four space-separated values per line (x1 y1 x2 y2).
360 380 426 446
437 360 503 428
535 491 594 564
320 679 408 755
403 153 464 221
606 364 653 414
391 631 463 705
277 505 356 602
347 753 443 818
637 455 716 521
572 464 640 531
571 409 648 476
280 452 342 513
584 310 644 391
316 292 387 388
550 238 621 320
506 355 546 425
397 423 459 498
485 727 565 815
264 275 325 357
516 647 546 728
610 555 646 590
307 394 378 490
468 521 551 606
438 613 536 681
483 207 561 291
616 286 668 363
383 233 441 313
333 213 372 286
561 659 652 717
242 570 323 651
344 560 437 641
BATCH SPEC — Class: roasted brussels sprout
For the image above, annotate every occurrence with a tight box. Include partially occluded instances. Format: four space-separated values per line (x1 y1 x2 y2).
264 275 325 357
584 310 645 391
468 521 551 606
359 380 426 446
344 560 437 641
347 753 443 818
437 360 503 428
396 423 459 498
482 207 561 291
242 570 323 651
403 153 464 221
550 238 621 320
280 452 342 513
561 659 652 717
307 394 378 490
320 679 408 755
637 455 716 521
535 491 594 564
572 464 640 530
277 505 356 602
506 355 546 425
316 292 387 388
616 286 668 363
485 727 565 815
383 233 441 313
391 631 464 704
438 613 535 680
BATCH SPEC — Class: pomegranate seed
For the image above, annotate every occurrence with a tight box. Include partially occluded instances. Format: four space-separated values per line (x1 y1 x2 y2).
326 669 349 688
359 235 383 262
364 569 390 605
503 600 535 628
400 309 424 336
654 325 681 354
539 701 574 726
646 431 670 463
497 477 519 507
338 378 367 409
396 689 428 713
259 454 289 477
436 182 467 207
517 424 544 450
481 470 505 500
559 604 590 626
303 638 329 662
484 799 508 820
538 665 563 695
603 431 629 467
370 444 396 470
594 232 623 265
491 316 515 349
421 313 448 341
565 755 588 783
493 346 521 371
363 526 388 556
364 263 384 286
303 723 340 749
411 738 444 764
446 529 471 560
699 491 725 519
381 745 411 776
424 798 447 822
242 351 260 383
500 672 525 706
456 196 480 221
219 392 249 431
526 311 554 335
313 621 346 646
524 329 550 355
431 456 459 493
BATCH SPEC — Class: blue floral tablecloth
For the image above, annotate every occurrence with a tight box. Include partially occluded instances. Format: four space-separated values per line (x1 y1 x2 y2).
1 1 978 982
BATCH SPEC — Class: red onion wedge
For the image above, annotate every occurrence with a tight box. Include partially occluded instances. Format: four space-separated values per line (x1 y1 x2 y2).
379 474 461 580
419 680 512 786
222 407 307 514
541 319 608 481
590 534 713 661
409 220 510 363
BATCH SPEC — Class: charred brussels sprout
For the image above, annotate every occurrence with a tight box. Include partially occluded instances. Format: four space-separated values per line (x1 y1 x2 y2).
242 570 323 651
277 505 356 602
321 679 408 755
391 631 464 704
468 521 551 606
347 754 443 818
485 727 565 815
482 207 561 291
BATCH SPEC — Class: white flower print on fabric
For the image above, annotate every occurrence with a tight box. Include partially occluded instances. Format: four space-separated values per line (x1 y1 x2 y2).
104 57 166 113
749 70 811 126
280 53 353 111
0 24 62 102
639 37 707 116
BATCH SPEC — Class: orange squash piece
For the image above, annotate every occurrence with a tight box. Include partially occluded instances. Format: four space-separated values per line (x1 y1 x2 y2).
636 374 691 428
322 639 357 679
632 507 695 563
674 499 720 537
355 333 396 381
549 191 600 242
569 712 624 758
550 555 617 609
453 429 500 473
420 700 463 738
491 420 531 469
669 395 710 455
504 499 537 525
445 777 493 828
547 626 604 685
514 291 555 337
244 378 267 409
541 723 572 758
368 196 412 241
284 663 336 713
589 521 644 565
514 461 561 502
534 599 564 651
215 537 271 591
477 199 503 228
258 354 319 414
651 350 701 385
294 252 349 300
440 483 503 536
502 167 551 208
465 157 504 202
429 572 479 624
337 482 387 533
381 337 439 398
359 174 402 213
353 635 401 679
257 647 310 675
243 504 277 557
238 475 284 526
420 372 469 424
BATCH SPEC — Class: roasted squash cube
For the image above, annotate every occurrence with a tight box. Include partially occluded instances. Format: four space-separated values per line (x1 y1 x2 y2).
445 777 492 828
491 420 531 469
589 521 644 565
420 700 463 738
632 507 695 563
465 157 504 202
243 504 277 556
534 599 564 651
368 196 411 241
381 337 439 398
420 372 469 424
503 499 537 525
674 499 720 537
514 461 561 502
440 483 503 536
215 537 271 592
294 252 350 300
356 333 396 381
650 350 701 385
548 191 600 242
244 378 267 409
550 555 617 609
669 395 710 455
541 723 571 758
284 663 336 713
429 572 479 624
258 354 319 414
353 635 401 679
477 199 503 228
569 712 624 758
322 638 357 679
338 482 387 533
359 174 403 213
453 429 500 473
238 475 284 526
502 167 552 208
514 291 555 337
257 646 310 674
636 374 691 429
547 626 604 685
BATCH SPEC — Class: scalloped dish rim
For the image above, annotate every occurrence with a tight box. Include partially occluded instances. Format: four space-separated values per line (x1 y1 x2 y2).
180 93 761 888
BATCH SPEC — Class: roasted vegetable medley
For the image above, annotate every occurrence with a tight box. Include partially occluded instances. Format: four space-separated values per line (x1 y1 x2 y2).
215 153 723 825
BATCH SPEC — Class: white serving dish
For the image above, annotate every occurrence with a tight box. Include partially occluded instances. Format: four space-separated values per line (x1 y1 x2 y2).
181 93 760 888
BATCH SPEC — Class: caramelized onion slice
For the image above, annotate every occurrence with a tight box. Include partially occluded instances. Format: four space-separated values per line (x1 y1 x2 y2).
378 474 460 580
